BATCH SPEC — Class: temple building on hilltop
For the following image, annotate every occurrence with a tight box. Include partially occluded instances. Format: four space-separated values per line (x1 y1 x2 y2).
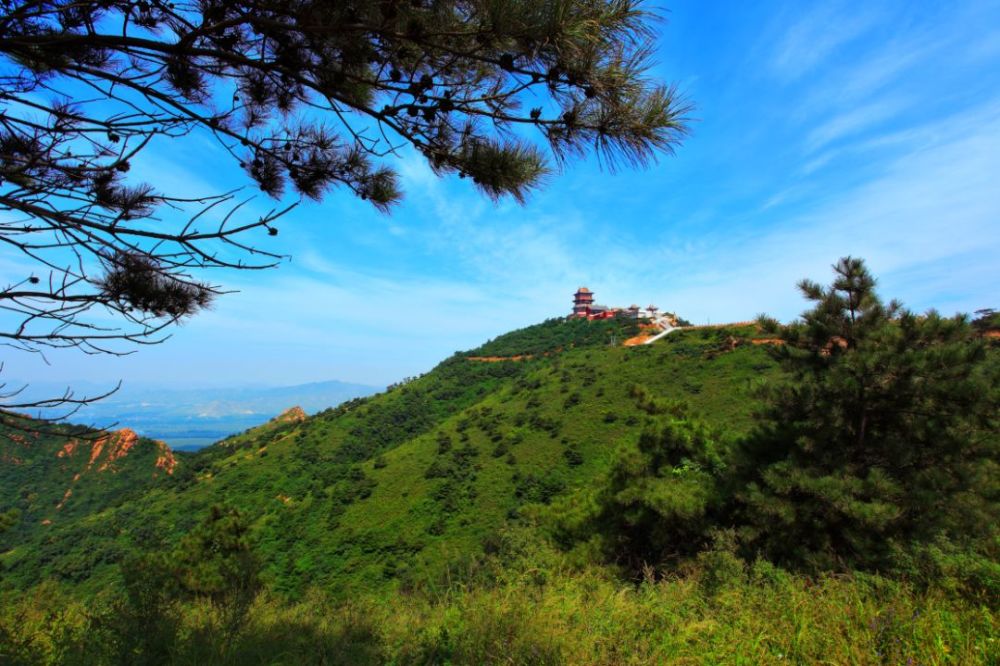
572 287 594 317
572 287 662 321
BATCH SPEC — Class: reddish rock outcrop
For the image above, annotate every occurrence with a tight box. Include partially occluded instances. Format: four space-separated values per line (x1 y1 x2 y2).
154 440 177 475
97 428 140 471
87 435 107 467
275 406 306 424
47 428 177 513
57 440 79 458
55 487 72 511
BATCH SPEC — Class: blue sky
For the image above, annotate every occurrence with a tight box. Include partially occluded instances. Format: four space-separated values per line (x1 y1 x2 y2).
6 0 1000 390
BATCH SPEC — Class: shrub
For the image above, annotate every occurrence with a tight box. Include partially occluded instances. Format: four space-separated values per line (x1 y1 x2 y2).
579 413 727 570
563 444 584 467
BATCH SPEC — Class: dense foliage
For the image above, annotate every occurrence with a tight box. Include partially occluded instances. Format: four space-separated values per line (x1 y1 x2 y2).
576 404 730 570
740 258 999 576
3 535 995 665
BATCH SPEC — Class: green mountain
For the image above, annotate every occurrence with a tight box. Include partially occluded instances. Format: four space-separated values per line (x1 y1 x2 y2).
1 318 777 596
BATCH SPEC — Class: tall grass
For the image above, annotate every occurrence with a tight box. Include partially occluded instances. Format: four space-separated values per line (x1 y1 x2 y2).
3 563 995 665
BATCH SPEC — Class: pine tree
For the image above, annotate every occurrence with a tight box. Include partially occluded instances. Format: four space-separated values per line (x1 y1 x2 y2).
741 257 999 571
171 505 262 633
112 505 262 658
583 403 728 571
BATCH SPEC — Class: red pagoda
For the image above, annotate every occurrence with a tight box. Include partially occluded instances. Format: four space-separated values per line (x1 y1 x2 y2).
572 287 594 317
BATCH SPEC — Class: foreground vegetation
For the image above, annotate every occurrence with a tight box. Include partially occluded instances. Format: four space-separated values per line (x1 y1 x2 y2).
3 540 996 665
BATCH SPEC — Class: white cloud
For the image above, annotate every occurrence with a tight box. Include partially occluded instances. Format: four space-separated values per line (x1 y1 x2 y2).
770 4 881 81
805 99 908 152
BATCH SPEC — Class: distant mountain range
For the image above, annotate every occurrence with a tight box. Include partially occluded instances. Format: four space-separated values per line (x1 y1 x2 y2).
15 380 379 450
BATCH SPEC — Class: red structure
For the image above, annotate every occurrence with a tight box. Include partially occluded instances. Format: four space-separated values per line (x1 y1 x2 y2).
572 287 594 317
570 287 665 325
572 287 620 319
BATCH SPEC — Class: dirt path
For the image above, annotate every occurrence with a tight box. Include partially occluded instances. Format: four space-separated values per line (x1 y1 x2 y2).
467 355 533 362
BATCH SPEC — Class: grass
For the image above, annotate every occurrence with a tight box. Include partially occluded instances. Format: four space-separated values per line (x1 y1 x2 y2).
4 561 995 665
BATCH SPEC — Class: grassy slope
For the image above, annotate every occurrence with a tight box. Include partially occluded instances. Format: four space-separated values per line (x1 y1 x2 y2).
327 331 772 594
1 321 777 597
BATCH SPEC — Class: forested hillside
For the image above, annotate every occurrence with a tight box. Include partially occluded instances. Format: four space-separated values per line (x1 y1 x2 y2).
0 421 176 536
1 319 775 596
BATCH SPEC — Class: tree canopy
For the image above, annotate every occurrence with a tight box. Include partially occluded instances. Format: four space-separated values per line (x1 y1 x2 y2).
0 0 688 409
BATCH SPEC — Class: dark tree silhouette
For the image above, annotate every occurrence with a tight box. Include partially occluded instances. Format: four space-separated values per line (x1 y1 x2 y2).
0 0 689 413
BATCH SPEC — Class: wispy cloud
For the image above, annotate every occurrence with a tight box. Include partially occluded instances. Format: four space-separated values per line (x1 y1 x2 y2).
770 4 881 81
652 100 1000 323
805 99 908 152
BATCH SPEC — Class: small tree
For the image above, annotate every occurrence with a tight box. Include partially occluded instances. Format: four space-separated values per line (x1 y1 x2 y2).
972 308 999 333
586 413 727 571
171 505 262 641
107 505 261 659
740 257 999 571
111 549 182 664
0 507 20 535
